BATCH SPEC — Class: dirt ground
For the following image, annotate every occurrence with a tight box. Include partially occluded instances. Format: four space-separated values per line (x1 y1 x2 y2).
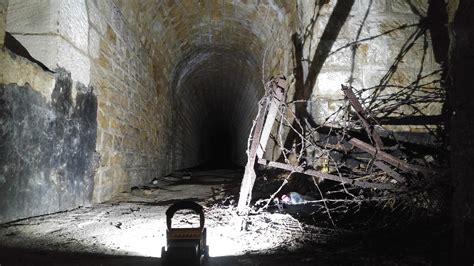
0 167 448 265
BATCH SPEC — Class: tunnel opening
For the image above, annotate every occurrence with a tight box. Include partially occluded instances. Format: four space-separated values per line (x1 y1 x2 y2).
171 47 263 170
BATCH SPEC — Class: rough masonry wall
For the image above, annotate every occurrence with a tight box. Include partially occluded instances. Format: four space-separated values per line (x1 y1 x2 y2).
2 0 96 223
2 0 164 214
86 0 165 202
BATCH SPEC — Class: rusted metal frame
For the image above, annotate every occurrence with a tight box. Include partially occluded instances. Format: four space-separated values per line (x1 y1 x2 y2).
237 76 286 213
257 159 399 191
348 137 435 174
341 85 384 149
373 161 406 183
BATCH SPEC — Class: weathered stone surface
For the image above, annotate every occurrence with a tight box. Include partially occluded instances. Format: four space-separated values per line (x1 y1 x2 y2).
58 0 88 52
11 34 58 69
355 38 391 68
6 0 90 85
6 0 57 34
11 34 91 85
86 0 107 35
0 68 97 223
315 70 351 98
88 27 100 59
391 0 429 16
57 37 91 85
359 0 387 14
0 48 55 99
0 0 7 47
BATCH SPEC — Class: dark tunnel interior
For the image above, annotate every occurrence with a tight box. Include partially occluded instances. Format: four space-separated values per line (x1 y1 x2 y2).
170 47 263 168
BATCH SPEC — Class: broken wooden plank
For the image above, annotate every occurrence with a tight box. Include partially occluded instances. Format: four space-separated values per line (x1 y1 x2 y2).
348 137 435 174
257 75 286 159
257 158 400 191
374 161 406 183
342 85 384 149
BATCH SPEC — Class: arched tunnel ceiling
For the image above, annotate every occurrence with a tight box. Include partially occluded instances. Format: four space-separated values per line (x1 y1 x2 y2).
115 0 296 166
116 0 295 71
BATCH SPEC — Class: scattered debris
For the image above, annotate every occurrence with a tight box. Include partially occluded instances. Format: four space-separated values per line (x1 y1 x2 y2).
237 76 447 222
113 222 122 229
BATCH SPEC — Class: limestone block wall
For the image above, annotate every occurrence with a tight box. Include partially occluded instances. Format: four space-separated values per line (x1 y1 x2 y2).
1 0 166 219
86 0 165 202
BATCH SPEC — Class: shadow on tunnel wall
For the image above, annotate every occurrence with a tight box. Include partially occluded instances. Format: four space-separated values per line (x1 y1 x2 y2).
280 0 356 161
280 0 447 162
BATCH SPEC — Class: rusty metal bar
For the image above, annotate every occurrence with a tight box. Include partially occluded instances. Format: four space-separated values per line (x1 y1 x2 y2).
342 85 384 149
374 161 406 183
257 159 400 191
348 137 435 174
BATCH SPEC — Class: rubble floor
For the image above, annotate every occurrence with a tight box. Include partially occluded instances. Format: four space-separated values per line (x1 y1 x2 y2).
0 166 448 265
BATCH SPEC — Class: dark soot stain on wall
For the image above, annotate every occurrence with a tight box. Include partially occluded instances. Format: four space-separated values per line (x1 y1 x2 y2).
0 68 98 223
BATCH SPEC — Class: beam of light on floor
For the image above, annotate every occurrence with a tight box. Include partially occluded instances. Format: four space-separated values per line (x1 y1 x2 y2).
107 220 287 258
104 221 167 258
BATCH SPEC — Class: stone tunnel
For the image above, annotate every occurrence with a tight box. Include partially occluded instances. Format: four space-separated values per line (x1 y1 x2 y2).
0 0 473 265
